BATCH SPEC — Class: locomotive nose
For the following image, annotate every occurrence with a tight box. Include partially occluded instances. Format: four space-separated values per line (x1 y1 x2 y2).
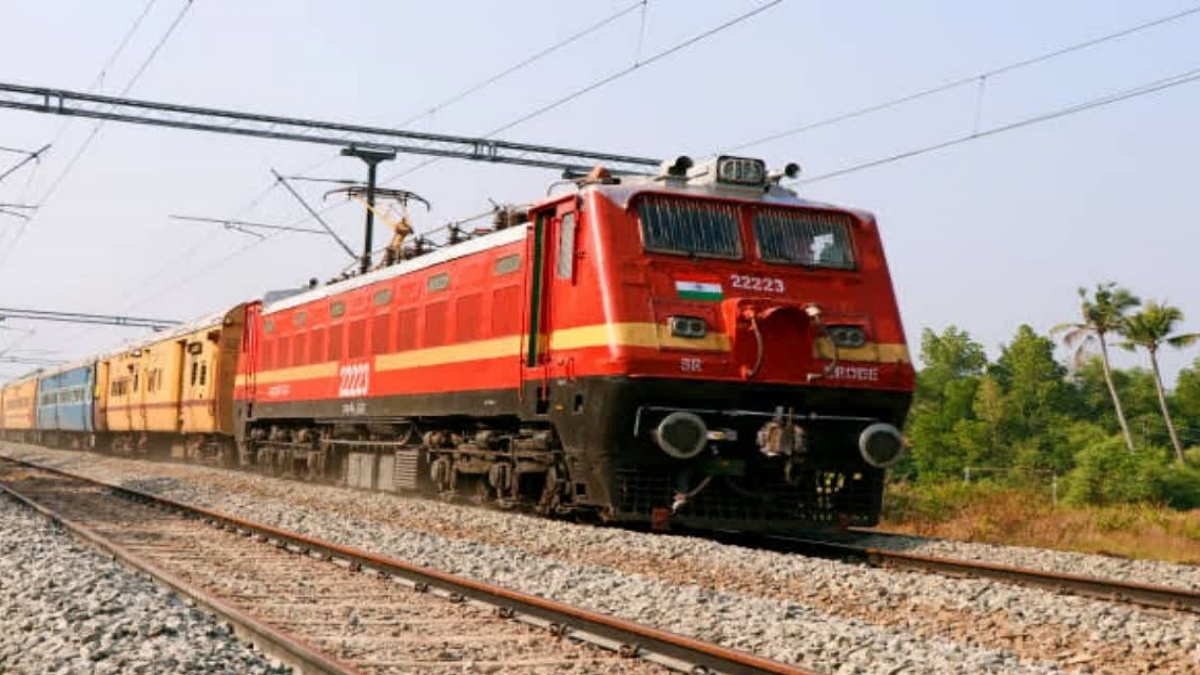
654 411 708 460
858 423 906 468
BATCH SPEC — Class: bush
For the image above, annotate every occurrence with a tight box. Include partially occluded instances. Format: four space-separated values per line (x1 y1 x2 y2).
883 479 1005 524
1063 437 1171 506
1152 463 1200 510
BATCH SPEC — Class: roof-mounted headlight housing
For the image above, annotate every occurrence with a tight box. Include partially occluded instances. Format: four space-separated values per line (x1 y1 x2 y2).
713 155 766 186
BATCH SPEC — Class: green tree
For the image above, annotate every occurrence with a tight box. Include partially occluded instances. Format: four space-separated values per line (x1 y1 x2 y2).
992 325 1076 426
1172 358 1200 444
1118 301 1200 465
907 327 987 479
1051 282 1140 452
990 325 1081 473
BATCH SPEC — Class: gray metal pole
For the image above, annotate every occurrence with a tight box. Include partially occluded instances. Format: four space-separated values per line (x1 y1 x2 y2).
362 159 378 274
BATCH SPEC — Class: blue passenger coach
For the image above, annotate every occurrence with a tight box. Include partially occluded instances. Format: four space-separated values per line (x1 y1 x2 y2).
35 363 96 442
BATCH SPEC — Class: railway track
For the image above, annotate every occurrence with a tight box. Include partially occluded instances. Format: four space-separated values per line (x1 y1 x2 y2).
710 530 1200 614
0 456 820 675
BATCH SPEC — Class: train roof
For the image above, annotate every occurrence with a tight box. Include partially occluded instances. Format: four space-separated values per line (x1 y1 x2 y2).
94 305 242 360
589 180 873 222
263 225 527 316
261 167 874 318
28 360 95 381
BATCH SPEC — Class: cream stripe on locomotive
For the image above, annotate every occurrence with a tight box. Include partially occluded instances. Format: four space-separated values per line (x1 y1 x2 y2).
235 321 910 387
813 340 911 364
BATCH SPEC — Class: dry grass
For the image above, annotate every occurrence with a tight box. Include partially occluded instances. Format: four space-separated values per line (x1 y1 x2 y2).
880 483 1200 564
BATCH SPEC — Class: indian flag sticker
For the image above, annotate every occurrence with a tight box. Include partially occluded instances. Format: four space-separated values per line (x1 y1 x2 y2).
675 277 724 302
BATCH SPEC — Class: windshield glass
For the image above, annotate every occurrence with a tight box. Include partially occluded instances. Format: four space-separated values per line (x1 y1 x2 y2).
753 208 855 269
637 197 741 259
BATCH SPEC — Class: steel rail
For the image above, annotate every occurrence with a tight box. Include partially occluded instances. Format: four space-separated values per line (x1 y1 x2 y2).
0 455 822 675
756 534 1200 614
0 467 363 675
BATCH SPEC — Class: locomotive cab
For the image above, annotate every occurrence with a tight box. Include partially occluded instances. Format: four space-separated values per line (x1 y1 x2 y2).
528 155 914 532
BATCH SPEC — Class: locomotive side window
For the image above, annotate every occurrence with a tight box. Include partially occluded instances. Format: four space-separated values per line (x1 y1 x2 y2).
556 213 576 279
494 254 521 275
427 273 450 292
637 197 741 259
753 209 856 269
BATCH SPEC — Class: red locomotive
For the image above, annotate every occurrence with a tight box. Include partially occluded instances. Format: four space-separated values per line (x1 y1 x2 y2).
233 154 914 532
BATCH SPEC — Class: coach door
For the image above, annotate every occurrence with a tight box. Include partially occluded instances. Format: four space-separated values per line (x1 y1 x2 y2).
522 201 578 411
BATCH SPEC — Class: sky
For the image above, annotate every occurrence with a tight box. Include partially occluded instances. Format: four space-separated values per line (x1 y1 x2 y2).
0 0 1197 386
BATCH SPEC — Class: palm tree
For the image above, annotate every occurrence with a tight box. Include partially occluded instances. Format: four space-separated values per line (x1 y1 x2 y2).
1051 282 1140 452
1118 301 1200 465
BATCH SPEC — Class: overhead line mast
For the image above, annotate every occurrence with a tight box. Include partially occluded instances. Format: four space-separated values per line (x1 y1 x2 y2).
0 82 661 176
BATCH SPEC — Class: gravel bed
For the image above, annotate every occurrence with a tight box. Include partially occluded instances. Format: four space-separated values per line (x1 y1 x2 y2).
0 492 290 675
851 532 1200 592
5 444 1200 675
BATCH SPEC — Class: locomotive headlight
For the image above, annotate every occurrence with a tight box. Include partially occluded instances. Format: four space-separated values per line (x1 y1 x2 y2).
859 423 907 468
654 411 708 460
828 325 867 348
669 315 707 339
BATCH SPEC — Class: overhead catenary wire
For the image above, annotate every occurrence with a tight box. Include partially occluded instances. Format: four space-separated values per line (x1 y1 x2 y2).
0 0 195 267
380 0 786 188
265 0 784 232
800 65 1200 185
725 3 1200 153
0 144 50 185
409 0 649 123
3 0 195 353
114 2 667 310
208 0 654 244
13 0 161 192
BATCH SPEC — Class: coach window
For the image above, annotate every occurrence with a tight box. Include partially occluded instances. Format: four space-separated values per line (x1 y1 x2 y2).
556 213 576 280
293 311 307 327
330 301 346 318
191 362 198 386
374 288 393 306
199 364 207 387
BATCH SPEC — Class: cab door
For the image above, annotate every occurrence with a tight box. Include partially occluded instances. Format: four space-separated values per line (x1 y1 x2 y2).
522 200 578 410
